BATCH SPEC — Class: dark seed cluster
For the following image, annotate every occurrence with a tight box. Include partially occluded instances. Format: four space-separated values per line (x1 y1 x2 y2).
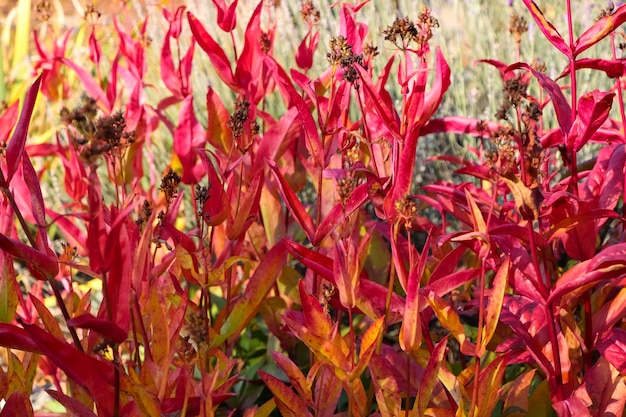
383 7 439 55
160 168 182 206
60 96 135 165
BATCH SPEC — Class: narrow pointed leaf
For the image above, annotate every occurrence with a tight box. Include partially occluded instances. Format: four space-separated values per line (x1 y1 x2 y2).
268 160 315 242
212 240 287 347
521 0 570 56
314 182 369 245
575 5 626 56
416 336 448 416
258 371 313 417
5 75 42 184
480 258 510 355
62 59 110 110
187 12 238 90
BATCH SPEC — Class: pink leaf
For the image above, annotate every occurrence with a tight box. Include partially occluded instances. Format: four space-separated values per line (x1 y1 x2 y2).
234 1 264 92
187 12 238 90
212 0 239 32
197 150 228 226
282 69 324 167
62 58 110 111
160 30 181 97
295 30 319 71
88 28 101 64
174 95 204 184
521 0 570 56
0 101 19 144
575 4 626 56
5 75 42 185
557 58 626 80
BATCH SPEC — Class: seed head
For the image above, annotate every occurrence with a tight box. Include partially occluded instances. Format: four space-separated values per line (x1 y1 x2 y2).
160 168 182 205
301 0 321 26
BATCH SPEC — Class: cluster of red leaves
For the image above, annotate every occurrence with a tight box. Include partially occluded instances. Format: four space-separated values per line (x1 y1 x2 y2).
1 0 626 416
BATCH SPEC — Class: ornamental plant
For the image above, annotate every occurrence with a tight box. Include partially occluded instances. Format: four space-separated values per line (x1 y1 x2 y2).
1 0 626 416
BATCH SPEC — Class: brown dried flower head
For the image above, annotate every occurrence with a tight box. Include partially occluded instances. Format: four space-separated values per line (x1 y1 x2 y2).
326 36 365 85
35 0 53 22
301 0 321 26
227 99 250 138
509 12 528 44
160 168 182 205
135 199 153 227
384 8 438 55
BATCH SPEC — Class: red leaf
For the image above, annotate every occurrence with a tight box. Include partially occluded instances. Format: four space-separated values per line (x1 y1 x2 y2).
400 232 431 353
20 154 49 253
388 48 450 215
212 0 239 32
557 58 626 80
67 314 127 343
162 5 186 39
197 150 228 226
0 234 58 280
598 328 626 374
22 322 116 417
86 170 107 273
507 62 572 134
575 4 626 56
521 0 570 56
282 69 324 167
187 12 238 90
253 107 298 173
581 144 625 210
567 90 614 152
106 53 120 112
258 370 313 417
422 116 501 138
270 351 311 402
0 391 31 417
0 101 18 144
104 215 133 334
313 182 369 245
234 1 264 92
416 336 448 416
46 390 98 417
4 75 42 185
0 323 43 353
426 268 481 298
268 160 316 242
174 95 204 184
227 170 263 240
295 30 319 71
